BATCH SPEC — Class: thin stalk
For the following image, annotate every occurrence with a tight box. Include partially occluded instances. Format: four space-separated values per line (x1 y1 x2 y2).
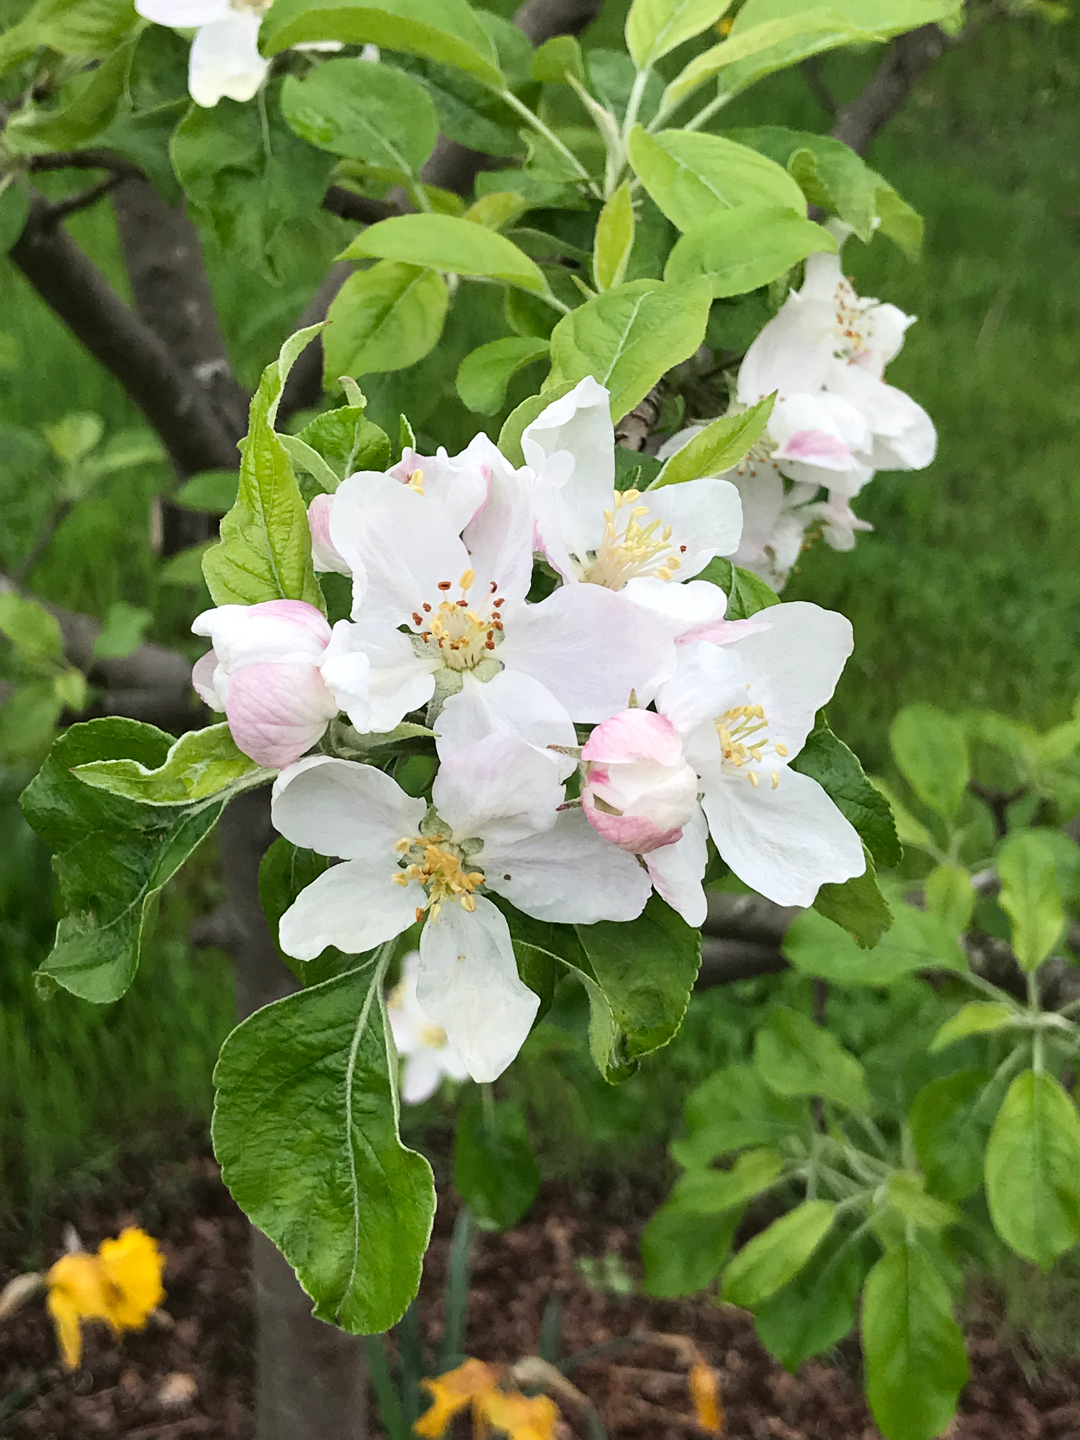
1029 971 1045 1072
679 89 733 134
499 89 601 197
621 68 651 145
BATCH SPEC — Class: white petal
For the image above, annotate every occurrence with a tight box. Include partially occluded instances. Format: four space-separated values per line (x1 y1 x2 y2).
271 756 425 859
726 459 787 568
353 621 437 732
798 248 844 304
417 897 538 1082
192 650 224 709
461 436 534 605
622 576 728 641
484 808 652 924
646 805 709 927
642 475 743 575
737 296 835 403
387 446 490 534
136 0 227 25
191 600 330 670
278 860 416 960
527 377 615 575
400 1051 446 1104
656 641 745 738
432 733 562 847
862 301 915 371
188 11 268 107
435 670 577 780
318 620 371 728
826 362 936 471
726 600 853 759
701 766 864 908
308 494 351 576
770 392 870 470
499 585 676 722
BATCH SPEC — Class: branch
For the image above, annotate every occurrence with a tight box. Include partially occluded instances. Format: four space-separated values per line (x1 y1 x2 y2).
10 191 242 478
830 24 950 156
37 173 124 224
322 185 399 226
27 149 144 177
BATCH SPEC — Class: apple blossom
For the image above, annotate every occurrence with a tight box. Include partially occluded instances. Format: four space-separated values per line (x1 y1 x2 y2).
191 600 369 768
387 951 469 1104
580 708 699 854
270 735 651 1080
307 494 351 576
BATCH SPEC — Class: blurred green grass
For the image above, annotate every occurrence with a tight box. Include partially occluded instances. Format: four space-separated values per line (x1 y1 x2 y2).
1 13 1079 1234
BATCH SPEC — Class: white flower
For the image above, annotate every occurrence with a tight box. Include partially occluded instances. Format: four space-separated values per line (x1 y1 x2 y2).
307 494 351 576
271 735 650 1080
580 708 699 854
643 603 865 916
387 951 469 1104
326 467 676 738
527 379 744 640
386 444 492 534
191 599 369 768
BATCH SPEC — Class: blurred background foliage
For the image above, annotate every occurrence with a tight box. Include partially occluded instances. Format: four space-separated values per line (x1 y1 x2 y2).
1 0 1079 1296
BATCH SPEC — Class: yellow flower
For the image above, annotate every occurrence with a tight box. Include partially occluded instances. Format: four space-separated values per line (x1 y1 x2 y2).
689 1360 725 1436
477 1388 559 1440
415 1358 501 1438
45 1227 165 1369
414 1359 561 1440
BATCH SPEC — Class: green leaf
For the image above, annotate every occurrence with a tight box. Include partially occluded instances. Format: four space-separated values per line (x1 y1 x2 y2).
202 328 324 611
213 963 436 1332
572 896 701 1080
889 703 970 821
628 126 806 232
924 863 974 936
929 1002 1015 1054
74 722 264 804
174 469 238 514
626 0 733 68
497 381 578 467
885 1171 961 1234
870 778 931 849
723 1199 836 1307
651 397 773 488
909 1069 992 1203
91 601 151 661
20 719 228 1002
0 181 30 254
793 718 902 869
548 278 712 423
453 1093 540 1231
664 205 838 298
727 125 923 255
530 33 586 84
0 0 136 69
668 1148 784 1214
754 1005 869 1112
324 262 448 382
0 681 63 762
676 1063 809 1167
259 0 503 86
697 556 779 620
862 1240 968 1440
456 337 550 415
782 900 965 987
593 180 635 293
753 1227 869 1370
641 1202 742 1297
812 852 892 949
296 405 391 484
985 1069 1080 1271
340 214 545 292
997 829 1065 971
3 34 136 151
0 591 64 666
281 58 438 174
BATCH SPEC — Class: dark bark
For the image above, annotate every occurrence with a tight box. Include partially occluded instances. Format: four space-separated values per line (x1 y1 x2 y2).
831 25 949 156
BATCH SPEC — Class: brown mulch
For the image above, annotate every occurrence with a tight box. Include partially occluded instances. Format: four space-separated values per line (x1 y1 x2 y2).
3 1148 1080 1438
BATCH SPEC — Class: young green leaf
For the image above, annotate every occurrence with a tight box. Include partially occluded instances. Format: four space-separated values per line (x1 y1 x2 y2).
625 0 734 69
676 1063 810 1167
324 262 449 382
812 853 892 950
593 181 635 292
174 469 239 514
889 703 970 821
651 397 773 488
296 405 391 485
530 33 586 84
985 1069 1080 1270
884 1172 961 1234
74 723 264 804
456 336 551 414
664 205 837 297
997 829 1065 971
929 1002 1016 1054
453 1093 540 1231
0 591 64 667
0 0 137 70
723 1200 837 1307
793 719 902 869
340 214 545 292
3 34 136 152
782 900 965 987
281 58 438 174
909 1069 992 1203
668 1148 785 1214
869 777 932 850
628 126 806 231
754 1005 870 1113
641 1203 742 1298
548 278 712 422
213 963 436 1333
861 1241 968 1440
752 1227 869 1371
924 863 974 936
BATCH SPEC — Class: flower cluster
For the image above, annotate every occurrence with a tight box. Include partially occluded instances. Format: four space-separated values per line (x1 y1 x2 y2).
193 378 866 1085
661 224 936 589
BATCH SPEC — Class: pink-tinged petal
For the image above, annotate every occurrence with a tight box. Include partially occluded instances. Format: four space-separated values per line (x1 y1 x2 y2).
770 393 868 470
736 296 835 403
461 437 534 605
656 641 746 739
498 585 676 722
308 494 351 575
701 766 864 908
622 577 728 641
278 859 416 960
271 755 425 860
192 650 224 709
678 614 772 646
388 445 490 533
417 897 538 1083
435 671 577 780
646 806 708 927
774 427 851 465
483 808 652 924
224 661 337 768
192 600 331 669
432 733 562 848
188 10 267 107
582 709 683 767
582 791 685 854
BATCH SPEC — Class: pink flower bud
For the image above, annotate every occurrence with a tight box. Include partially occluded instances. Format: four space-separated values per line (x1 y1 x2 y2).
580 709 699 854
307 494 351 575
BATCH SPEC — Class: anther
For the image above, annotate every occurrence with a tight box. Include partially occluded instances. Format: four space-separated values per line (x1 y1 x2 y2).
459 568 475 591
437 580 452 591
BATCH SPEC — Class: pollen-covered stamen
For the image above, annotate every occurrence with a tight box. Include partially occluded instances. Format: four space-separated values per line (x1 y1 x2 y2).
405 467 426 496
714 702 789 787
582 489 686 589
831 278 876 362
392 833 485 921
415 568 505 671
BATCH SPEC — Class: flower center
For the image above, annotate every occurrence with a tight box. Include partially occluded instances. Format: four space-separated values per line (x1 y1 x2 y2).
392 833 485 922
831 279 875 362
714 702 789 789
232 0 272 13
582 489 686 589
410 568 505 672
